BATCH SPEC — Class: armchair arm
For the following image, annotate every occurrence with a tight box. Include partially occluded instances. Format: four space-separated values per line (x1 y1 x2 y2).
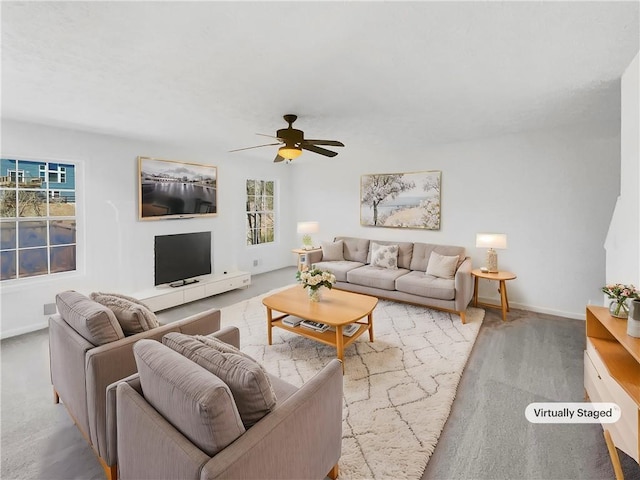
49 314 95 439
207 326 240 349
201 359 343 480
88 308 221 465
116 382 210 480
454 257 474 313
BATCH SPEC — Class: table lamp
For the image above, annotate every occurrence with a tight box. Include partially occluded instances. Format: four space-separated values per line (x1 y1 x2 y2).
297 221 319 250
476 233 507 273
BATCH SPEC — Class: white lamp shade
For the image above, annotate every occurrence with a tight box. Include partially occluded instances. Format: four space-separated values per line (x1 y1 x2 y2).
297 221 319 234
475 233 507 250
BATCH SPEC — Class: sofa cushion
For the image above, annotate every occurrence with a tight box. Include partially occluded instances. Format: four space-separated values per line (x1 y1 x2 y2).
313 260 364 282
366 240 414 269
425 252 459 280
162 332 277 428
396 270 456 300
133 339 245 456
90 292 159 335
321 240 345 262
347 265 410 291
370 242 399 269
55 291 125 346
335 236 370 263
410 243 466 272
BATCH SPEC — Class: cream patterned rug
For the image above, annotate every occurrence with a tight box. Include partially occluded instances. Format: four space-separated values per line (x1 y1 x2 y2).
219 288 484 479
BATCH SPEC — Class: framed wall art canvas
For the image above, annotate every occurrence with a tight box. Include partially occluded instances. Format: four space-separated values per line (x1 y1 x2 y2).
360 170 441 229
138 156 217 220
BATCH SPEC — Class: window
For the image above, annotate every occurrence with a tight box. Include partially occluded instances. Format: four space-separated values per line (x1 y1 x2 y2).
0 158 77 281
246 179 275 246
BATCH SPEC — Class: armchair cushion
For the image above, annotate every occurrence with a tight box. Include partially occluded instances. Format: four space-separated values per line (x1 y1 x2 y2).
133 339 245 457
90 292 159 335
55 291 124 346
163 333 277 428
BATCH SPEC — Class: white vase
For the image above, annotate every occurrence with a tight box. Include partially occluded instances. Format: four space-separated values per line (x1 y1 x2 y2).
307 288 322 302
628 299 640 338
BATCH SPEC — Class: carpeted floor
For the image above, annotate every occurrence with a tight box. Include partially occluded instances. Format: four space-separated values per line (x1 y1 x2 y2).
1 267 639 479
219 287 484 479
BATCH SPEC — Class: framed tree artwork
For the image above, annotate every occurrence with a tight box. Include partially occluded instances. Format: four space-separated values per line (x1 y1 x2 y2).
360 170 441 229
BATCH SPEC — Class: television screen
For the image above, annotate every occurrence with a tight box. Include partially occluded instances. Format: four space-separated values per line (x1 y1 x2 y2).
154 231 212 286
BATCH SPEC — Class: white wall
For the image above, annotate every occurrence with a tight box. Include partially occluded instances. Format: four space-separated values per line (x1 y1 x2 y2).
0 120 294 337
606 52 639 287
293 121 621 319
0 112 623 337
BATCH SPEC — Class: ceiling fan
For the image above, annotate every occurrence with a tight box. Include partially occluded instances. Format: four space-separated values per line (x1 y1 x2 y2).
229 114 344 163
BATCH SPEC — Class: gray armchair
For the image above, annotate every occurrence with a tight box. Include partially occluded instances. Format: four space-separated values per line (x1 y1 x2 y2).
49 291 220 480
114 327 343 480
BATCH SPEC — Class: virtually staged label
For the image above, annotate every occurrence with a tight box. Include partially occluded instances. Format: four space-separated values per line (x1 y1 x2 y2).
525 402 621 423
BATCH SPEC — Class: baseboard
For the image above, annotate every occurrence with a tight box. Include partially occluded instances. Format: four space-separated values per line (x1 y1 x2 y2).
476 296 585 321
1 321 48 340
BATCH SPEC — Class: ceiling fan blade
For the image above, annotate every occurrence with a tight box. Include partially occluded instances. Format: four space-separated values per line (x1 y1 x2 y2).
301 144 338 157
229 142 281 153
302 139 345 147
256 133 283 140
273 154 286 163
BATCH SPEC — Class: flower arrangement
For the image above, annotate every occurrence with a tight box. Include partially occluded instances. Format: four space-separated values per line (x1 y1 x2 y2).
297 268 336 291
602 283 640 317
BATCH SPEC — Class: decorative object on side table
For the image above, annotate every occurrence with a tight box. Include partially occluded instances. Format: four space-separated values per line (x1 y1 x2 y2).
628 298 640 338
296 267 336 302
475 233 507 273
601 283 639 319
297 221 319 250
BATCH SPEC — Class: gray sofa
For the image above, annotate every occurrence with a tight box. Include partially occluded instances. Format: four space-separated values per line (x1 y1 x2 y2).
114 327 343 480
308 236 474 323
49 291 220 480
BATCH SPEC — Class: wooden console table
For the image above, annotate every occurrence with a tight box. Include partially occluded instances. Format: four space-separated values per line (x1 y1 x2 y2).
584 305 640 466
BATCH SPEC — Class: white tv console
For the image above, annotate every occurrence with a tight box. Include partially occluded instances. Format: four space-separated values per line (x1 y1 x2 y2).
132 271 251 312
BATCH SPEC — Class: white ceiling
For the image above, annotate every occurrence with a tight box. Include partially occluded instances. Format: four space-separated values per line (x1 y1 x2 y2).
2 1 639 158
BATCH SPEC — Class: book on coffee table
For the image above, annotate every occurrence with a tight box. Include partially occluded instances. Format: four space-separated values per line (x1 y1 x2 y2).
300 320 330 333
282 317 303 327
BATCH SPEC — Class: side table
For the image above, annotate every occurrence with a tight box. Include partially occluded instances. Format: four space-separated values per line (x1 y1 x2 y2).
292 248 322 271
471 269 517 321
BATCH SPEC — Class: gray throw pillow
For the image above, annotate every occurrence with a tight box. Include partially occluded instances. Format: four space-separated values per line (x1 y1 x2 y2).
426 251 459 279
90 292 159 335
133 339 245 456
371 242 399 269
55 291 125 346
163 332 277 428
321 240 345 262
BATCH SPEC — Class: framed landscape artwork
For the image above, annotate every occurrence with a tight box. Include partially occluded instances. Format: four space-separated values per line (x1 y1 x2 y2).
138 156 217 220
360 170 441 229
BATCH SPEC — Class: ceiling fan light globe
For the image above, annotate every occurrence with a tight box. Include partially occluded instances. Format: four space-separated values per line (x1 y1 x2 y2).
278 146 302 159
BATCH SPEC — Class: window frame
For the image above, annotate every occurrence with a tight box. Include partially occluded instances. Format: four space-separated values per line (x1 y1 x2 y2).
0 156 79 283
245 178 276 247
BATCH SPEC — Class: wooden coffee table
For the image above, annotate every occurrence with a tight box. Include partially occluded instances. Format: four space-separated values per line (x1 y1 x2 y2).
263 286 378 371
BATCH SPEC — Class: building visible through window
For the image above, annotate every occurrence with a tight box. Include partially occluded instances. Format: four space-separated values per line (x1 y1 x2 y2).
0 158 77 280
246 179 275 245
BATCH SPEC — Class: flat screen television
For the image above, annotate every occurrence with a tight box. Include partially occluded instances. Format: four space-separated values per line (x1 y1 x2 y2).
154 231 212 286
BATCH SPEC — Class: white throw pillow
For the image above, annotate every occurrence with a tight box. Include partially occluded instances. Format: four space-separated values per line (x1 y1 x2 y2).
426 251 459 279
371 242 399 270
321 240 345 261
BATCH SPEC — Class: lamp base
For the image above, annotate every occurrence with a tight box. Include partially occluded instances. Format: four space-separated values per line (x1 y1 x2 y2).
486 248 498 273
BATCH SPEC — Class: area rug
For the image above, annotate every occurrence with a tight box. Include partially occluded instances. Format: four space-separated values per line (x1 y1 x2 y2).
219 288 484 479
